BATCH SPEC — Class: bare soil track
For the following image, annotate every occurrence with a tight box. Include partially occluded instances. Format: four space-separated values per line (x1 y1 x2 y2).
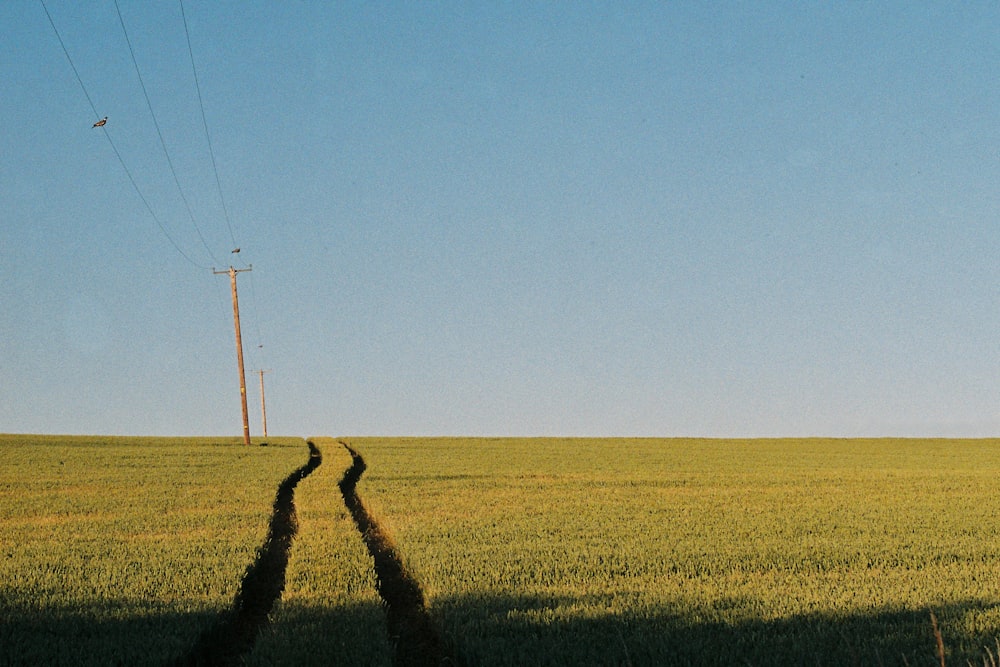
173 441 322 666
338 441 458 667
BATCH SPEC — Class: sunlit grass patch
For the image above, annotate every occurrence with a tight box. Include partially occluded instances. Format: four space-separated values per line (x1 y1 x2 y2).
348 437 1000 666
0 434 306 666
246 437 392 666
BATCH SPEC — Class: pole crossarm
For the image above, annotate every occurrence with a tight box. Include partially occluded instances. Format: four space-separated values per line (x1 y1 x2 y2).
212 265 253 276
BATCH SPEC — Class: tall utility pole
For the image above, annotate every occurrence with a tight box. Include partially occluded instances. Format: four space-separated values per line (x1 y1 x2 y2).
214 265 252 445
256 369 271 438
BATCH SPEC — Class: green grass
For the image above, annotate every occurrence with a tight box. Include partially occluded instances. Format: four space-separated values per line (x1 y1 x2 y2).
5 435 999 665
0 434 307 665
246 437 392 666
347 437 1000 666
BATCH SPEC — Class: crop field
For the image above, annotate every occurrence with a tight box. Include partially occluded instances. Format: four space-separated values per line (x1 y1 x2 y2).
2 435 1000 665
0 434 308 665
246 437 392 666
348 437 1000 666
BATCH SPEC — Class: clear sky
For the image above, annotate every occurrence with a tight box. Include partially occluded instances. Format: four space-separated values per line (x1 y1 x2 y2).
3 2 999 438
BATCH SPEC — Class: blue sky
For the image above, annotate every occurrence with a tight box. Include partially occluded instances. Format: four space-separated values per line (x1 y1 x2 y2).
3 2 999 437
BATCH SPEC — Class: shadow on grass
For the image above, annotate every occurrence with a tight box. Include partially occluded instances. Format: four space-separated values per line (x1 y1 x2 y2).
0 598 388 667
430 593 1000 666
0 599 214 666
2 593 998 666
246 599 392 666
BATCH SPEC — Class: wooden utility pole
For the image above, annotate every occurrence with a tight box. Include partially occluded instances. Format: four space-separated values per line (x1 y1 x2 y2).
256 369 271 438
214 265 252 445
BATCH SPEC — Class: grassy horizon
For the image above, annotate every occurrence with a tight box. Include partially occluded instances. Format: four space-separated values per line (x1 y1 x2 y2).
3 435 999 665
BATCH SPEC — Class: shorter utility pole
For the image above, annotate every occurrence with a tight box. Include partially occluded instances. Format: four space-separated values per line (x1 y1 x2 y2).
255 369 271 439
213 264 253 445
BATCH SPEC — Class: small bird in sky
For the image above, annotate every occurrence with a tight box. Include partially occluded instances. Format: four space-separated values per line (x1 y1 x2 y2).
232 248 240 253
92 117 107 128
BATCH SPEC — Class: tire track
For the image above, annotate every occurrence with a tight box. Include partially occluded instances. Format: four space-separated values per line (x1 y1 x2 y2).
173 441 322 666
338 441 458 667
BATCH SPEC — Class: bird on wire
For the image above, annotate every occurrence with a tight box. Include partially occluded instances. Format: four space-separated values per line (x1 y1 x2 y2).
93 116 107 127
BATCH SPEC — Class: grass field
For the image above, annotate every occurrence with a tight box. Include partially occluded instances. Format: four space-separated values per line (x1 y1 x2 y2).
0 434 307 665
2 435 999 665
246 437 392 666
348 437 1000 666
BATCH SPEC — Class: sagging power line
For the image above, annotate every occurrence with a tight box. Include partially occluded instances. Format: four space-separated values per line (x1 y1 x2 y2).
39 0 210 270
179 0 239 253
113 0 221 268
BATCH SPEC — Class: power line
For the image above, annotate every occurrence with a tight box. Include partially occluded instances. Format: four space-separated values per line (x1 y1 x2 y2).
179 0 239 253
179 0 270 375
39 0 98 118
113 0 221 268
99 124 209 269
247 271 266 360
39 0 209 270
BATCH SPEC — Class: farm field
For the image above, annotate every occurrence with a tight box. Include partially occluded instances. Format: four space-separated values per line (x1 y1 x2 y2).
0 434 308 665
246 437 392 666
348 437 1000 666
4 435 1000 665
